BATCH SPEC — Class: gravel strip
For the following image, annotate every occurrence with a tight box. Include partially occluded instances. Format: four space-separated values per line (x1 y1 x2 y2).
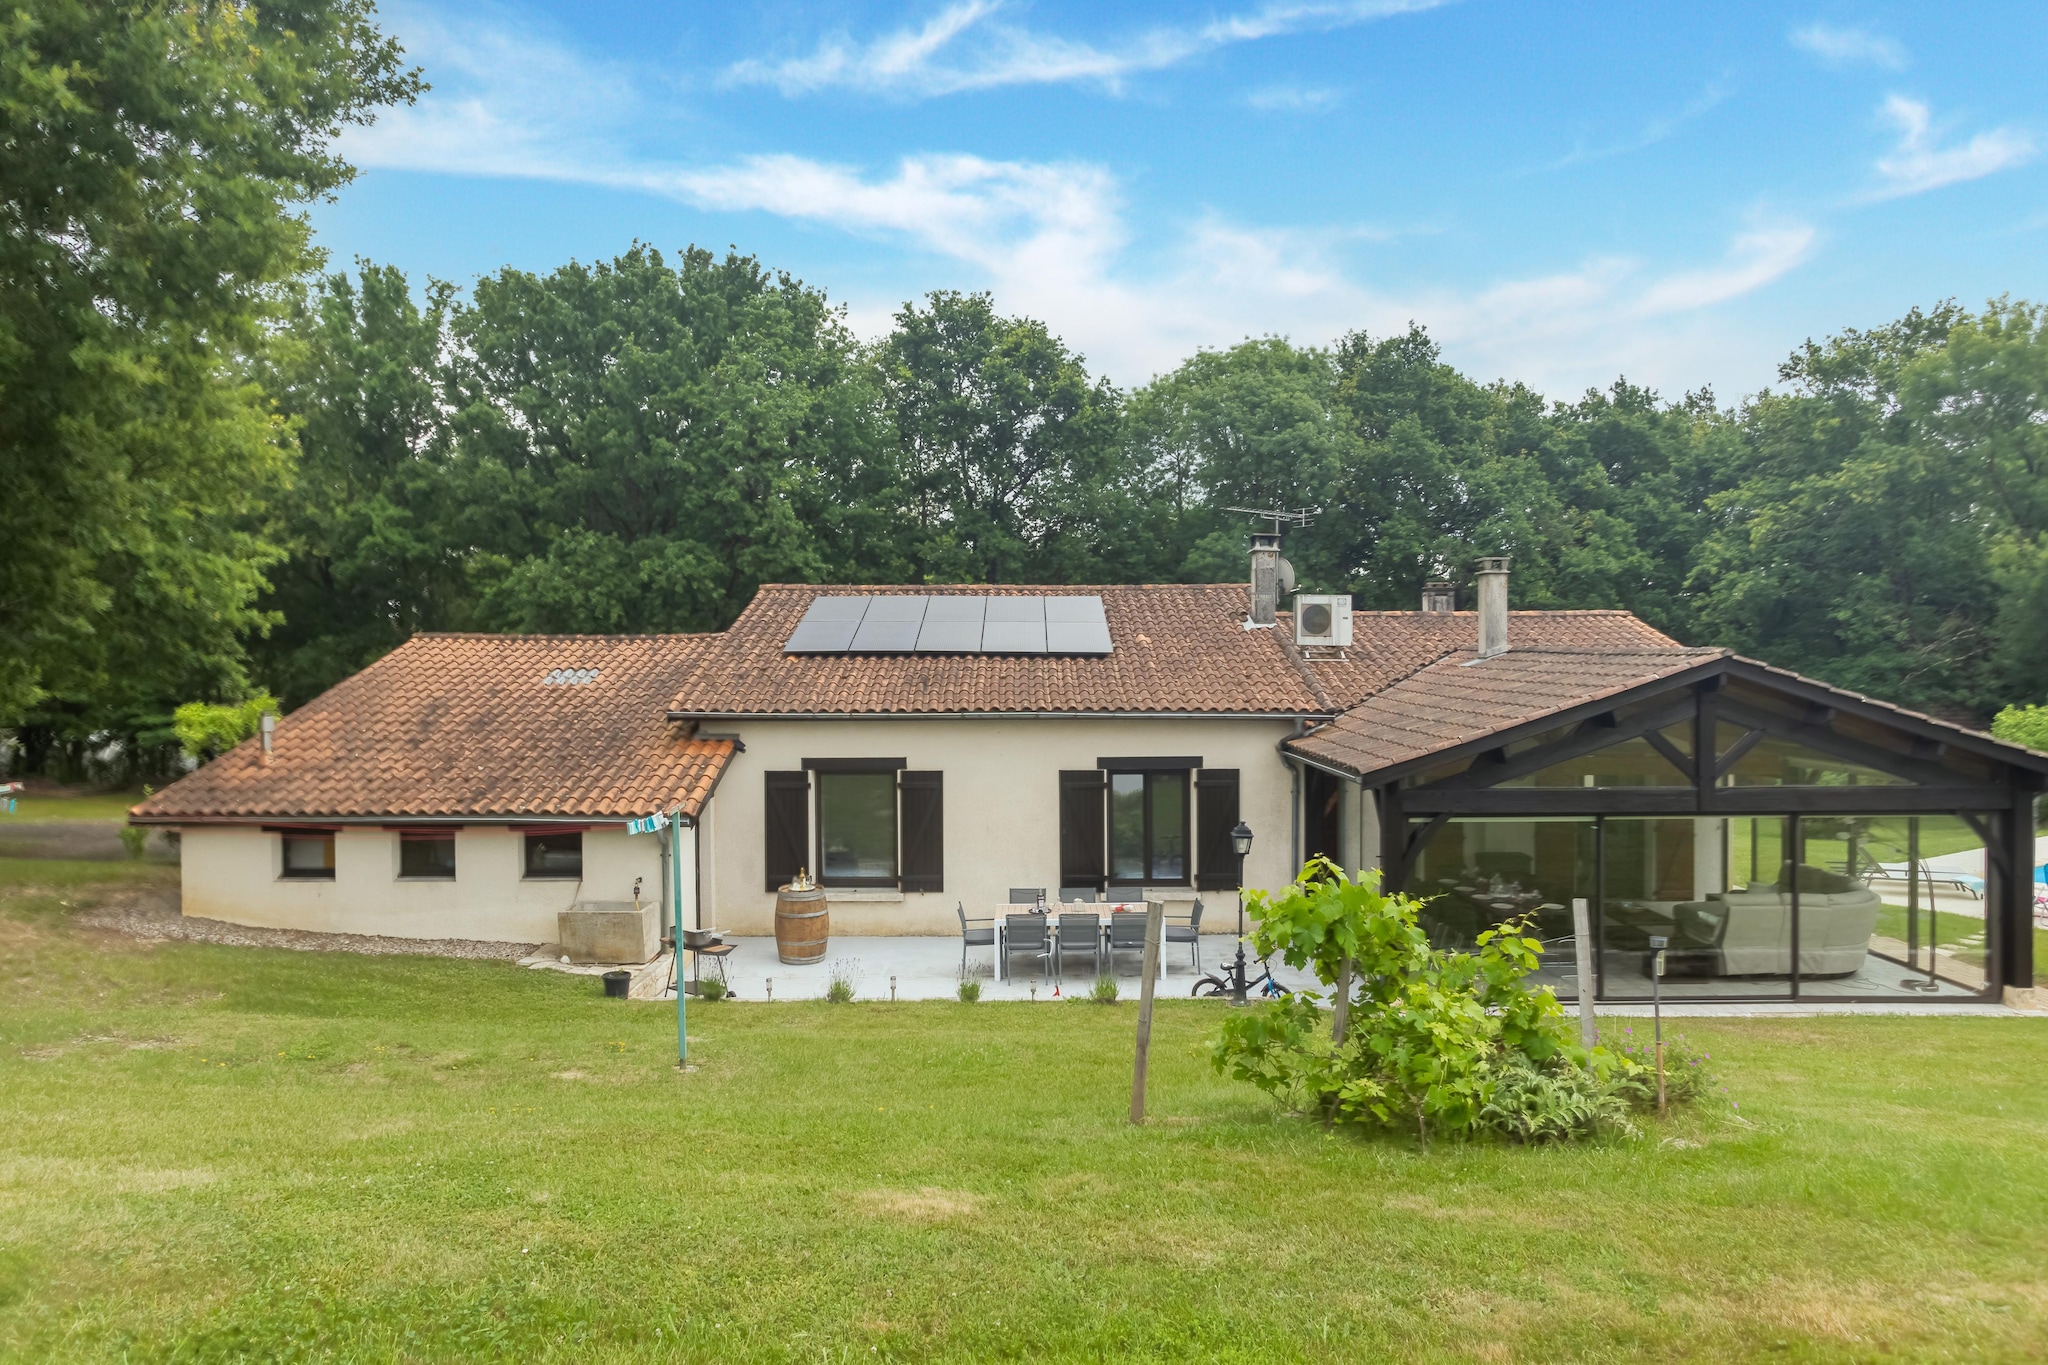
79 900 539 961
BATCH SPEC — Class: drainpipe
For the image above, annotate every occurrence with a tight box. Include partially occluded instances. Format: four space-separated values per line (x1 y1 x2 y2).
1288 720 1306 880
684 810 700 1064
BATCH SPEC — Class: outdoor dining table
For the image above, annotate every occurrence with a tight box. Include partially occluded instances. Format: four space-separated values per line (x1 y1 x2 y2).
993 903 1162 978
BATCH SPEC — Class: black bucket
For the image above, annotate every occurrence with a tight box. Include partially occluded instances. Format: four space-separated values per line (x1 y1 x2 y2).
602 969 631 999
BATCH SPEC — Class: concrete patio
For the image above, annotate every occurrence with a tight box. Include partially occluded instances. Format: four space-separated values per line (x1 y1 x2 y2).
659 932 1315 1002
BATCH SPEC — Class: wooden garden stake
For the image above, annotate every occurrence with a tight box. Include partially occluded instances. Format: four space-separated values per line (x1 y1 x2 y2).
1130 900 1164 1125
1571 897 1597 1050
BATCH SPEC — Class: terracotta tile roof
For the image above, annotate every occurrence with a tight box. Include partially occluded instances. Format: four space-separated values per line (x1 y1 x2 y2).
1287 646 1728 781
132 634 733 823
664 584 1332 716
1296 610 1683 709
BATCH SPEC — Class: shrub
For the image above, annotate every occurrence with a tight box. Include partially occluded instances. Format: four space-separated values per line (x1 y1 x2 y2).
1479 1054 1638 1143
1599 1025 1722 1109
1090 974 1119 1004
825 959 858 1004
698 977 728 1002
957 978 981 1003
1211 858 1633 1146
118 827 148 860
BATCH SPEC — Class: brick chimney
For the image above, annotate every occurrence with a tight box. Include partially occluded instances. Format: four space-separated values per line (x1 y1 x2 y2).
1475 557 1510 659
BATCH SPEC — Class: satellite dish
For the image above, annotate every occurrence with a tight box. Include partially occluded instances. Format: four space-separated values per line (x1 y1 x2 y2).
1277 557 1296 595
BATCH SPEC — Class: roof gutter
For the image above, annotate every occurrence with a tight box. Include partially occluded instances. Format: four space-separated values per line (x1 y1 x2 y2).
667 709 1335 722
126 812 682 828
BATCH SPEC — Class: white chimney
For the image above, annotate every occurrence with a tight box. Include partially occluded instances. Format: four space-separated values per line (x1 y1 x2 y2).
1248 532 1283 627
259 712 276 766
1475 556 1510 658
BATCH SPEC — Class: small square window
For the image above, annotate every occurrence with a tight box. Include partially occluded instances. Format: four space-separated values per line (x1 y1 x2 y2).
399 834 456 879
281 833 335 879
523 832 583 879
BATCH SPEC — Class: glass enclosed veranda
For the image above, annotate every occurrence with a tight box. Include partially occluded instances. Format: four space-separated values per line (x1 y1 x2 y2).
1351 664 2046 1004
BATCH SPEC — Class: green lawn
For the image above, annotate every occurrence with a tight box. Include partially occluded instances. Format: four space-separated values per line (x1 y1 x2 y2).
0 787 148 823
3 872 2047 1362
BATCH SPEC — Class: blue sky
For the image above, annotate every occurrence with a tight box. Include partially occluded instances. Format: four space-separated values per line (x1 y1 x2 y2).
314 1 2048 399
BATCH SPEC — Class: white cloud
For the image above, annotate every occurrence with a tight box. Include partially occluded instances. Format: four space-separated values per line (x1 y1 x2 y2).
335 8 644 182
1527 83 1730 174
1870 95 2035 199
1790 22 1907 70
725 0 1452 98
331 9 1815 399
1245 84 1343 112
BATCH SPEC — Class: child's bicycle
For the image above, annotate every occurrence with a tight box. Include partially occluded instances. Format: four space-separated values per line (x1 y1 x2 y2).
1191 953 1291 999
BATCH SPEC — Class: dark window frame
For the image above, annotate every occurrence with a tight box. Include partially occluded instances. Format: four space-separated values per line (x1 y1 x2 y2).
397 831 457 881
522 831 584 880
278 831 336 881
1106 767 1192 888
812 761 903 889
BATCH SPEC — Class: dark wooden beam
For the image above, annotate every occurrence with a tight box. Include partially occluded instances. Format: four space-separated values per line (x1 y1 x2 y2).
1398 784 2013 816
1419 699 1695 791
1643 728 1696 782
1717 697 1961 788
1714 726 1767 778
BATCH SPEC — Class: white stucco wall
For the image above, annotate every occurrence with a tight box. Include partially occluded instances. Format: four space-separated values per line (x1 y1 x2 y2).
703 716 1300 936
176 822 684 945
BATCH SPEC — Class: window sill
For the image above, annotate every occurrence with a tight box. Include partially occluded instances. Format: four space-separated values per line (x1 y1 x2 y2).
398 876 457 883
278 875 335 883
823 888 904 902
522 875 584 882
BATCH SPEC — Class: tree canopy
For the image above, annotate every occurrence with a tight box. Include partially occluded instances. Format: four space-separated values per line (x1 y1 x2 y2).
4 14 2045 774
0 0 419 767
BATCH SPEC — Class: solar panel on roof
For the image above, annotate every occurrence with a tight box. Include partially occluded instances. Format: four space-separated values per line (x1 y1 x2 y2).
850 595 928 651
981 596 1048 654
784 592 1111 655
784 595 870 652
916 595 986 652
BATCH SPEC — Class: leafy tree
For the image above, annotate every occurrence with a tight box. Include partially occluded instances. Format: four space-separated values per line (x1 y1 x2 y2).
0 0 419 744
1121 338 1351 582
254 263 462 707
1693 302 2047 719
452 246 888 633
875 292 1123 583
1992 704 2048 752
173 694 279 761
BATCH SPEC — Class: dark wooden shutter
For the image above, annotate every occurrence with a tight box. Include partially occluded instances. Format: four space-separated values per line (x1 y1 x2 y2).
764 770 809 891
1059 769 1107 891
899 771 943 893
1195 768 1241 890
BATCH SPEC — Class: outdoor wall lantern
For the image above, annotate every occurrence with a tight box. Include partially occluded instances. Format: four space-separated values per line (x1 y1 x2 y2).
1229 822 1254 1004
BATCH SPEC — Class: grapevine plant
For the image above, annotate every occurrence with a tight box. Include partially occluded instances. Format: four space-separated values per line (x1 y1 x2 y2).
1209 859 1641 1146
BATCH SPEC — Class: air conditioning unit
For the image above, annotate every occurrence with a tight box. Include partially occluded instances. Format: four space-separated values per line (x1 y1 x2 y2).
1293 593 1353 648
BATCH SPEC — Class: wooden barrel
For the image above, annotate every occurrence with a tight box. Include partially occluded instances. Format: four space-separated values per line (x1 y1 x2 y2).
774 885 829 964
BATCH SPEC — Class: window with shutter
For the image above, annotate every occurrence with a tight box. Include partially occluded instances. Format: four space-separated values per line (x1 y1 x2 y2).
1194 768 1241 890
1059 769 1107 891
899 771 943 892
763 770 810 891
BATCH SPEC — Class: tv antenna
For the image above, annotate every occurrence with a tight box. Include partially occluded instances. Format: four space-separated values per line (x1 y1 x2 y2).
1223 506 1320 536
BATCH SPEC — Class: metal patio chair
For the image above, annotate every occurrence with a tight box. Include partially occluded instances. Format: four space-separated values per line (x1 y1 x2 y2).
1105 911 1153 977
1058 886 1098 903
1055 911 1103 980
1009 887 1047 906
1002 914 1052 982
956 901 995 975
1164 898 1204 972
